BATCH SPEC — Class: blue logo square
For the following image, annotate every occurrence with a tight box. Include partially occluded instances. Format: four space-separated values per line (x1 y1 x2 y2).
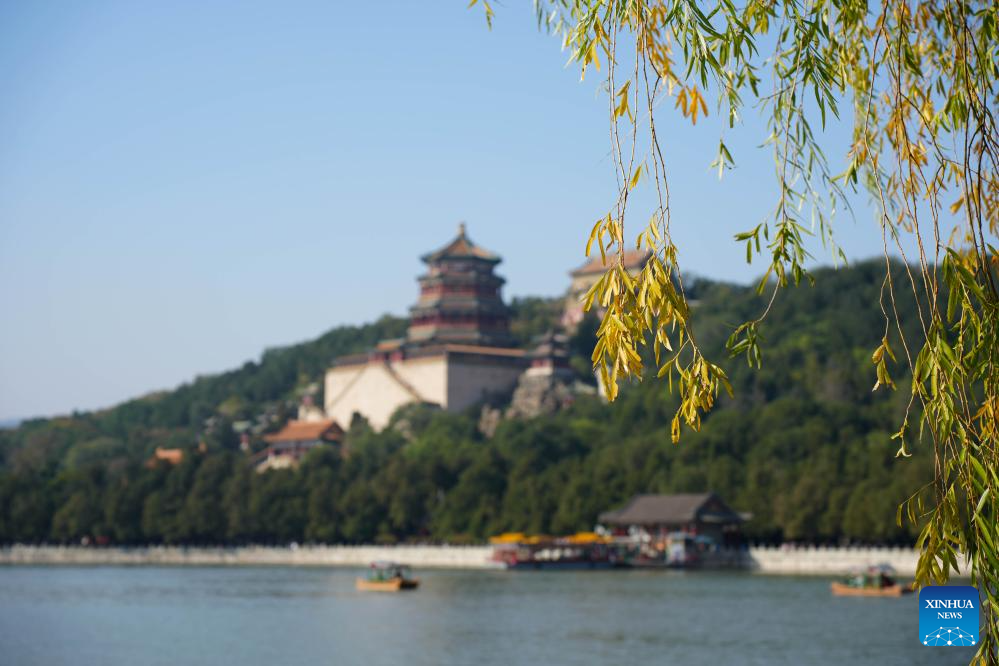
919 585 979 647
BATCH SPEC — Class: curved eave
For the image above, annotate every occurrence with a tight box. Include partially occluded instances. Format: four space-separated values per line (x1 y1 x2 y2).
420 249 501 264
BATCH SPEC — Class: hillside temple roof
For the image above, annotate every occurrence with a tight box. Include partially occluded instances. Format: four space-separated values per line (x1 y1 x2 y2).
263 419 343 444
571 248 650 277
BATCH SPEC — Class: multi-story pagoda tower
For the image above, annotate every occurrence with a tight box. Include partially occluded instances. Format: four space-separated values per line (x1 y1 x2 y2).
407 223 512 347
323 224 526 430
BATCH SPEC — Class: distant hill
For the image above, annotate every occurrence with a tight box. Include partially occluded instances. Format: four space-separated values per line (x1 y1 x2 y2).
0 260 931 545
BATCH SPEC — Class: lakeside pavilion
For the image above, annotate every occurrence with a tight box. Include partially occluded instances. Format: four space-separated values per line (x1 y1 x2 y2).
598 493 746 548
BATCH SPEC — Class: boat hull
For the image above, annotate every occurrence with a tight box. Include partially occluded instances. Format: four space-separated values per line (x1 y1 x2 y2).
830 582 909 597
355 577 420 592
501 560 621 571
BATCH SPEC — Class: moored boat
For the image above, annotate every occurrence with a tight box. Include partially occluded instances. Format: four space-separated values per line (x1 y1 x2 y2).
356 562 420 592
489 532 626 570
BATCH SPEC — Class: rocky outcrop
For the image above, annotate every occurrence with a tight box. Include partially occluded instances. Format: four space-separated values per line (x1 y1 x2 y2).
478 405 503 438
505 373 578 420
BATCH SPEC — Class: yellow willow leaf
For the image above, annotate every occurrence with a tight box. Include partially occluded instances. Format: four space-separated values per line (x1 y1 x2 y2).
635 229 647 251
684 86 708 125
696 88 708 116
599 362 612 399
618 264 635 291
648 215 663 243
607 312 627 334
624 344 642 367
872 345 884 364
585 216 605 258
658 329 673 352
614 97 629 120
610 218 624 244
588 42 601 72
882 336 896 362
629 164 643 190
675 87 688 117
590 336 605 364
614 81 631 119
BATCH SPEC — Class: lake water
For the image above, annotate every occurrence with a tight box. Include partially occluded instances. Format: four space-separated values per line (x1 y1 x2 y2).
0 566 972 665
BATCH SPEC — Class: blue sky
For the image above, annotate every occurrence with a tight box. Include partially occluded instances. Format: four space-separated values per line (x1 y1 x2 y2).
1 1 907 420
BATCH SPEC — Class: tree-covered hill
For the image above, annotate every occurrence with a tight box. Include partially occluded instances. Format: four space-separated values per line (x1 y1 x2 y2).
0 260 931 545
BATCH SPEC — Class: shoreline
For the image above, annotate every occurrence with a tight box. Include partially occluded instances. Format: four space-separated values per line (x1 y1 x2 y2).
0 544 938 576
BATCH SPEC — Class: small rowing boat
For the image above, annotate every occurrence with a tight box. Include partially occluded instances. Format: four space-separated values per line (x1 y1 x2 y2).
830 581 908 597
831 564 912 597
356 562 420 592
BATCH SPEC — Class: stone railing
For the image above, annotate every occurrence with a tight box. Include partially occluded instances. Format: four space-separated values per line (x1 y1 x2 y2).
0 544 496 569
714 545 929 576
0 543 958 577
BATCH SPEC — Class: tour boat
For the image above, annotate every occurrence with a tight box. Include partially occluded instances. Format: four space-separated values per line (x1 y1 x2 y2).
489 532 625 570
831 565 912 597
356 562 420 592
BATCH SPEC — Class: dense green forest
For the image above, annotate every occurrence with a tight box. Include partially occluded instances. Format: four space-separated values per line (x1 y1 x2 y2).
0 260 932 545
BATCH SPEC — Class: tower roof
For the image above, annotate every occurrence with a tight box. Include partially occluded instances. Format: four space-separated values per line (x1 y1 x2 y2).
421 223 501 264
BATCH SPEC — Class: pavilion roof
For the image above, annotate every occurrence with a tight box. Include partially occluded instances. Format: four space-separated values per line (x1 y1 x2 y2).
598 493 743 526
263 419 343 444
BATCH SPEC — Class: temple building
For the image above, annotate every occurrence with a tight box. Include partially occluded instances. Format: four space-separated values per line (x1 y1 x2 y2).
252 419 344 473
324 225 526 430
408 223 513 347
523 330 573 380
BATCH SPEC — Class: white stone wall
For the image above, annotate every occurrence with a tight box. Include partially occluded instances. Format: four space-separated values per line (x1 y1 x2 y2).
395 356 448 406
324 357 447 430
324 354 523 430
446 358 524 412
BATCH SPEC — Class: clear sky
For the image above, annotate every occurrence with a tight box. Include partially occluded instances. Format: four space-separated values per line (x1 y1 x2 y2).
0 1 908 421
